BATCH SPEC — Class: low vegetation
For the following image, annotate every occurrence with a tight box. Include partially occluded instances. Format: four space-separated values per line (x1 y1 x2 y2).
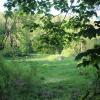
0 54 98 100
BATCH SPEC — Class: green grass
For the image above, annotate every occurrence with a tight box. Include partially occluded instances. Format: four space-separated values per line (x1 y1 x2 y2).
2 55 97 100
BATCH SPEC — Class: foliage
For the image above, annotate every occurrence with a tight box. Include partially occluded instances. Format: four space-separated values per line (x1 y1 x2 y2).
37 16 67 54
1 0 100 99
75 45 100 69
3 0 100 68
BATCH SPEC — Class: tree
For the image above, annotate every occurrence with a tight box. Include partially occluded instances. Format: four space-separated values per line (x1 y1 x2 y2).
0 13 5 50
37 16 68 54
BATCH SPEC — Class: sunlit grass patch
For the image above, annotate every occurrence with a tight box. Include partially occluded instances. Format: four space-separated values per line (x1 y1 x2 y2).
61 48 74 57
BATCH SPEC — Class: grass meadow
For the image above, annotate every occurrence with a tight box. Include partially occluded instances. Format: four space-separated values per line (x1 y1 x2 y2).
1 54 98 100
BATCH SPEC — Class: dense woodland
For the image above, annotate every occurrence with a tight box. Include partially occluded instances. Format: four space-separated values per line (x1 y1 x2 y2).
0 0 100 100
